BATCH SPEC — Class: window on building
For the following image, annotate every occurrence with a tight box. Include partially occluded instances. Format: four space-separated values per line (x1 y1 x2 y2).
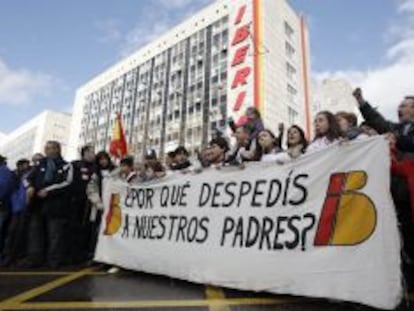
285 41 295 59
287 84 297 103
284 21 294 39
288 107 298 124
286 62 296 80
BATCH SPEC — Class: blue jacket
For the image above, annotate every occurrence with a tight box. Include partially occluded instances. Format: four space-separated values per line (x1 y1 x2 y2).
0 164 15 203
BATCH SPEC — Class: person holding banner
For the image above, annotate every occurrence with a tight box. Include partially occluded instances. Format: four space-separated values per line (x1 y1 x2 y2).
227 125 256 164
205 137 229 168
306 111 341 154
335 111 367 141
170 146 192 171
253 129 283 161
273 125 308 164
359 121 379 137
87 151 116 261
116 157 139 183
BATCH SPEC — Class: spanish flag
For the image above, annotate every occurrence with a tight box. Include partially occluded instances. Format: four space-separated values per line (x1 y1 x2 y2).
109 113 128 158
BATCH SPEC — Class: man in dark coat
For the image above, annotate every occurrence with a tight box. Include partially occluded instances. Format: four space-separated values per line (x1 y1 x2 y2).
354 88 414 289
24 141 73 268
353 88 414 152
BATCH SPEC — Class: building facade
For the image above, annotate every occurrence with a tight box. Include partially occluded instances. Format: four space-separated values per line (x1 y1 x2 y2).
311 78 361 126
0 111 72 167
68 0 310 159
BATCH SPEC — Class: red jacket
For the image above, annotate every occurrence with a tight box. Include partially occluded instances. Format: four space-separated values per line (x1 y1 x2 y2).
391 154 414 223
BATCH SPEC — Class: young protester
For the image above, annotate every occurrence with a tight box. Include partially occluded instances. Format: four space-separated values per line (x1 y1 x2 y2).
226 125 256 164
335 111 367 140
273 125 308 164
86 151 116 262
206 137 229 168
228 106 264 142
144 150 166 180
117 157 139 183
165 151 176 170
254 129 283 161
306 111 341 154
170 146 192 171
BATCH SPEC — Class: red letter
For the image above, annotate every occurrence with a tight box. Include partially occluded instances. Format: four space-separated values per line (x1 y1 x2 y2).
234 5 247 25
231 67 252 89
232 91 246 111
231 45 250 67
231 25 250 46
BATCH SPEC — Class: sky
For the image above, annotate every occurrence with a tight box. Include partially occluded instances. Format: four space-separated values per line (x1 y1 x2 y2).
0 0 413 134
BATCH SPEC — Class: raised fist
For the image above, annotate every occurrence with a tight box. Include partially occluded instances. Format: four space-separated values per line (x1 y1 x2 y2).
353 88 364 104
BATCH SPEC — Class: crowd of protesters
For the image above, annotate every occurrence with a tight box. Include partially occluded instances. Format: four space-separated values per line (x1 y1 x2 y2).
0 88 414 287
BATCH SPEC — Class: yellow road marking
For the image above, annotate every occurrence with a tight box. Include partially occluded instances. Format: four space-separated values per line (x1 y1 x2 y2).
205 286 230 311
0 271 107 276
2 297 298 310
0 267 95 309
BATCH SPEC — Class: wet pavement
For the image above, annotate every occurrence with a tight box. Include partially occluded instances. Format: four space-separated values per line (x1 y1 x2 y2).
0 266 412 311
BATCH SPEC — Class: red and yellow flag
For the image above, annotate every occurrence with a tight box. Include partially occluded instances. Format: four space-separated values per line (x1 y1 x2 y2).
109 113 128 159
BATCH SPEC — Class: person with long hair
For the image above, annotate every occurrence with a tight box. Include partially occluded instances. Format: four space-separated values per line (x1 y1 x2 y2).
86 151 115 261
254 129 282 161
306 111 341 154
273 125 308 164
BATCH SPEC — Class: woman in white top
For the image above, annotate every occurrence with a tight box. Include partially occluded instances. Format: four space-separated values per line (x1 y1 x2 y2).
254 129 283 162
273 125 308 164
306 111 341 154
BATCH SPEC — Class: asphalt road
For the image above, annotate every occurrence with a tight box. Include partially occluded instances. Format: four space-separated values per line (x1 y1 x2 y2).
0 266 412 311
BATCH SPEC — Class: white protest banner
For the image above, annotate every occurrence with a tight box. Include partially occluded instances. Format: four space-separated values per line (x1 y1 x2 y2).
95 137 402 309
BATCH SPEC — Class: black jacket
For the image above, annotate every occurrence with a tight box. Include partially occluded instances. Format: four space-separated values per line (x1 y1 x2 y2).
71 160 95 198
26 157 73 218
359 102 414 153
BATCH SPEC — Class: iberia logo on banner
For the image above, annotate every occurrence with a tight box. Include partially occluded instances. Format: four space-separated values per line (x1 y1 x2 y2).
314 171 377 246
